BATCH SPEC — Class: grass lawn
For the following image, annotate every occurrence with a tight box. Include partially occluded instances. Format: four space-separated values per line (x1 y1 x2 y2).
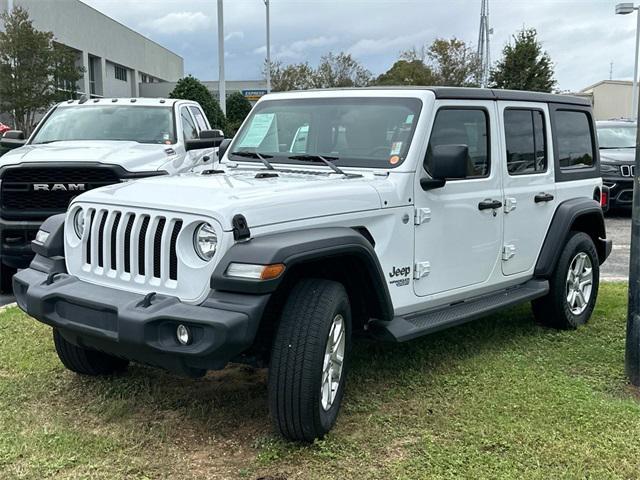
0 282 637 479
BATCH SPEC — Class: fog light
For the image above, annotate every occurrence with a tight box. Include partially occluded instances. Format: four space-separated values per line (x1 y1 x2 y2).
176 324 191 345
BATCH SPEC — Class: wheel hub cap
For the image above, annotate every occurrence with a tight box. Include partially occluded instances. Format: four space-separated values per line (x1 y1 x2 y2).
566 252 593 315
321 314 345 411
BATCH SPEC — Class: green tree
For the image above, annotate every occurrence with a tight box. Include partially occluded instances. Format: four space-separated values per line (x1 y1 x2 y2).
0 7 84 133
374 59 435 86
169 75 226 130
490 28 556 92
313 52 372 88
268 60 316 92
225 91 252 135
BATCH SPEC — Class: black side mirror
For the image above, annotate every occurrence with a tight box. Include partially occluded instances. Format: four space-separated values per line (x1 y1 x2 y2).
0 130 26 150
218 138 232 159
185 129 224 151
421 144 469 191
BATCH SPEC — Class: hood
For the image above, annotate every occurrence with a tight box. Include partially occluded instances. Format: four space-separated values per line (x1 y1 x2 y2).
599 147 635 164
0 140 175 172
73 168 384 230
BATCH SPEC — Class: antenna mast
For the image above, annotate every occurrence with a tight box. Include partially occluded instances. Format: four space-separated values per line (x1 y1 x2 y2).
477 0 492 88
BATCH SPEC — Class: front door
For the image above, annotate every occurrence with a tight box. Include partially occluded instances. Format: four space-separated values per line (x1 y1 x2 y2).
414 101 504 297
498 102 556 276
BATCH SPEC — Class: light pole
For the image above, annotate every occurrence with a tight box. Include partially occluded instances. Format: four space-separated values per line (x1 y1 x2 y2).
264 0 271 93
616 3 640 119
217 0 226 115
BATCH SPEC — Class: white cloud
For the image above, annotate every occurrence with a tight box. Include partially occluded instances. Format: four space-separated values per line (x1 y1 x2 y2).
225 31 245 42
348 30 433 57
141 11 212 34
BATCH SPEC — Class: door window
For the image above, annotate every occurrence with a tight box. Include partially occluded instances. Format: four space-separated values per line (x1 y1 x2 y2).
555 110 594 169
181 107 198 141
504 109 547 175
426 108 489 178
189 106 209 131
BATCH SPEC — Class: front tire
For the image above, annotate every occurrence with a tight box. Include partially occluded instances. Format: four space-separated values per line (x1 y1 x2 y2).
53 328 129 375
532 231 600 329
268 278 351 442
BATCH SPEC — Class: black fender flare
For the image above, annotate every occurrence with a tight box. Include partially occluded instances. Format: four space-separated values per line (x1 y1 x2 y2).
534 198 609 278
211 227 394 321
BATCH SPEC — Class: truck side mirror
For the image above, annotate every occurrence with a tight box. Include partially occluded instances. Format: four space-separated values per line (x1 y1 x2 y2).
185 129 224 151
0 130 26 150
421 144 469 191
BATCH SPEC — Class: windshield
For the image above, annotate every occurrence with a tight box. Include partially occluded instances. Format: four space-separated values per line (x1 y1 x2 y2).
230 97 422 168
31 105 176 145
597 124 636 149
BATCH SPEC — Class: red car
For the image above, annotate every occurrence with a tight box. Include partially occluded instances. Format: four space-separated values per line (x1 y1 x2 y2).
0 123 10 135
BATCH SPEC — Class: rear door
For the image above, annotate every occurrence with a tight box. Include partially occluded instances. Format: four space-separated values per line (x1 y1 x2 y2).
499 102 556 276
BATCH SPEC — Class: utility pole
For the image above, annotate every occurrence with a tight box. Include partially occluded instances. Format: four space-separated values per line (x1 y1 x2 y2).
264 0 271 93
616 3 640 119
627 81 640 385
610 61 614 80
477 0 492 88
217 0 226 115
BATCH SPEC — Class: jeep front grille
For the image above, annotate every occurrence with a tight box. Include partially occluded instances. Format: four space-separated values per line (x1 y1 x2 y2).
83 208 183 283
621 165 635 177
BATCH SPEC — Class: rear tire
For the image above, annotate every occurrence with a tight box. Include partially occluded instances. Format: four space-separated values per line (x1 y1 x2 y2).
268 278 352 442
53 328 129 375
532 231 599 329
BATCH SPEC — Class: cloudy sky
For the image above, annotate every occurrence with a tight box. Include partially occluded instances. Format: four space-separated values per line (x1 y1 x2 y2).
83 0 635 92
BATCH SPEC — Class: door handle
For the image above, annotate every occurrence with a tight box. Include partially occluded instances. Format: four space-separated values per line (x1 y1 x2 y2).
534 192 554 203
478 199 503 210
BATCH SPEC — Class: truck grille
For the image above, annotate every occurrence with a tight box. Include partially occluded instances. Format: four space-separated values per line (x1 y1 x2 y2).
621 165 635 177
0 166 121 220
83 208 183 284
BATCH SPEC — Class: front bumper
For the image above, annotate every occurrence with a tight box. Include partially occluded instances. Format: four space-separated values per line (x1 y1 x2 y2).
603 176 633 207
0 218 42 268
14 267 270 376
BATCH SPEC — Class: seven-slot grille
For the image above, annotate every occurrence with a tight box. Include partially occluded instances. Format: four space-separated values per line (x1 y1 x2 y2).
83 208 183 284
621 165 635 177
0 166 121 220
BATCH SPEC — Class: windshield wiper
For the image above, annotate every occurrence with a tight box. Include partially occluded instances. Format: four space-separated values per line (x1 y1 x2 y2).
288 154 359 177
230 151 276 170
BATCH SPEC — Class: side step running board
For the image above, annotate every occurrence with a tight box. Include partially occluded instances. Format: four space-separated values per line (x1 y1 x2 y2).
370 279 549 342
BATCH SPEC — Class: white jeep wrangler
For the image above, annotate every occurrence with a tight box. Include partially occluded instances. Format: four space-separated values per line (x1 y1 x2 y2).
0 97 223 290
14 87 611 442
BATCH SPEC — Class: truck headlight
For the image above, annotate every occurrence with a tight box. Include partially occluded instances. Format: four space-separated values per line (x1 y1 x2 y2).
73 208 85 238
193 222 217 260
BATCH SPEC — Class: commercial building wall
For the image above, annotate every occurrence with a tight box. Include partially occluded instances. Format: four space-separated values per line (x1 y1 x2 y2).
578 80 637 121
0 0 184 98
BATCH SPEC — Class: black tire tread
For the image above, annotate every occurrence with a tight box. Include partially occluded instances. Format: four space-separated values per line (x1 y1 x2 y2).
53 329 129 375
268 278 350 442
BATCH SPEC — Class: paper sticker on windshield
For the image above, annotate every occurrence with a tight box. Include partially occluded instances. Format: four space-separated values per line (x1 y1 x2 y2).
389 155 400 165
238 113 275 148
390 142 403 156
405 114 415 124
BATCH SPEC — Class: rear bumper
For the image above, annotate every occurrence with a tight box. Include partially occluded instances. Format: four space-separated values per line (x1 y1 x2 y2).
603 177 633 207
14 268 270 376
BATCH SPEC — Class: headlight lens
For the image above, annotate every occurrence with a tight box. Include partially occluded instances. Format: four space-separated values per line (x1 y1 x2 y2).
193 222 217 260
73 208 85 238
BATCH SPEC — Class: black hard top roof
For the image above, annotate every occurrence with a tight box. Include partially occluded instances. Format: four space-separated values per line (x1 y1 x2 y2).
297 86 590 107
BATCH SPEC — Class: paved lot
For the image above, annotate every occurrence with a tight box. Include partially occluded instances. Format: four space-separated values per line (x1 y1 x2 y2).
602 213 631 281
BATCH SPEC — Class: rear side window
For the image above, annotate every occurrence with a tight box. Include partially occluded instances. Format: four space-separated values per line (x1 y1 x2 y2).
181 107 198 141
555 110 594 169
189 106 209 131
504 109 547 175
426 108 489 178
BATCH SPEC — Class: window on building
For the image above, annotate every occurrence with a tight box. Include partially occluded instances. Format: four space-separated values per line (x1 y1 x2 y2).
181 107 198 141
504 109 547 175
555 110 595 170
426 108 490 178
89 57 97 95
114 64 128 82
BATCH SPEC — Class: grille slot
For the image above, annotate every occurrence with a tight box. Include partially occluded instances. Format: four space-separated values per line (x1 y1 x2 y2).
83 209 183 285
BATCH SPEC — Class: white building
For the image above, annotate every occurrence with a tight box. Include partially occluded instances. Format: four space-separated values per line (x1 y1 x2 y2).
0 0 184 99
576 80 636 121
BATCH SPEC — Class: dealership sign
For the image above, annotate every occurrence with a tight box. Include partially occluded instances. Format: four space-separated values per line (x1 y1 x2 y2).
242 89 268 101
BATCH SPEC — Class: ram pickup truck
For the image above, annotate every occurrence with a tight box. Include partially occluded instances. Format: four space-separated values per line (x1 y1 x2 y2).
15 87 611 441
0 97 223 290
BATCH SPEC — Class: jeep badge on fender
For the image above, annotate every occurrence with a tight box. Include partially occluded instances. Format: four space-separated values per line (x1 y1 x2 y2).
14 87 612 443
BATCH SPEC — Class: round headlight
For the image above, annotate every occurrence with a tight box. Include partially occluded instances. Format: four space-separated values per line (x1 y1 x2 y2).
73 208 85 238
193 222 217 261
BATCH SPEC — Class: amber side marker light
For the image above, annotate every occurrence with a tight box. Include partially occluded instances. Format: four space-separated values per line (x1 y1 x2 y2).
225 263 286 280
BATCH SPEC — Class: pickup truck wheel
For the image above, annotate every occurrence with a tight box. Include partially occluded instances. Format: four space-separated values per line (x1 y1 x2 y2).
532 232 599 330
53 328 129 375
268 278 351 442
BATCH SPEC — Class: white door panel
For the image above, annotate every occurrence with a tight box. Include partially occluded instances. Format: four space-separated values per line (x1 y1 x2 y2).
414 100 503 297
499 102 556 276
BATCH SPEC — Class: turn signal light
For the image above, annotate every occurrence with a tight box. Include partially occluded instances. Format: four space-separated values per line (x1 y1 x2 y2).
225 263 285 280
